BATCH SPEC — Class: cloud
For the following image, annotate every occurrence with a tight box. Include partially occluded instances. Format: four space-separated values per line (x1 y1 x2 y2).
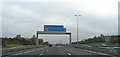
2 0 72 2
0 2 2 37
2 4 44 37
2 1 118 43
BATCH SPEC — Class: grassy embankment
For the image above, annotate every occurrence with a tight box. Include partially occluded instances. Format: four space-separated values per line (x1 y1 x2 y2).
2 44 18 48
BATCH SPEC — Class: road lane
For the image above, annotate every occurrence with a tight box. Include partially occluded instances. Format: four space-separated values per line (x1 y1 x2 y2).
42 46 68 55
12 46 101 55
2 46 113 57
13 47 48 55
62 47 108 55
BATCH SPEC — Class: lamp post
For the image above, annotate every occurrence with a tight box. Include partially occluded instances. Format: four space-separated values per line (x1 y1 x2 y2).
75 15 81 45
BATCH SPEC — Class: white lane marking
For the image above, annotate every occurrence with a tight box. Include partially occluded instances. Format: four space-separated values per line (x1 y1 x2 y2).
14 48 43 55
83 50 108 55
36 48 43 50
64 50 66 51
47 50 48 52
14 52 24 55
68 53 71 55
23 50 34 53
39 53 43 56
96 52 109 55
0 49 2 50
41 48 43 49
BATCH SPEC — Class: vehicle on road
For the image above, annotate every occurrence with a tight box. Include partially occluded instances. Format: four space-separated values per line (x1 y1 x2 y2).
100 44 107 47
49 44 52 47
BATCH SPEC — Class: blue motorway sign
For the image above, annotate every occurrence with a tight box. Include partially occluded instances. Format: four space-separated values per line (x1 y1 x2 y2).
44 25 66 32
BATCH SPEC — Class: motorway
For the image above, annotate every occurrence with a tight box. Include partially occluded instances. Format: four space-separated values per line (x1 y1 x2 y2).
2 46 112 57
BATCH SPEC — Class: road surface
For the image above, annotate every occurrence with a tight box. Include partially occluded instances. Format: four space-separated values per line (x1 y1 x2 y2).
2 46 112 57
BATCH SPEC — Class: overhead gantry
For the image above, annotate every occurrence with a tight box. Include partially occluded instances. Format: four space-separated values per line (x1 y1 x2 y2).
36 31 71 45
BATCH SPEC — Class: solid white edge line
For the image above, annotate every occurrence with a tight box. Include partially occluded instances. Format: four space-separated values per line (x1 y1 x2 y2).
68 53 71 55
83 50 109 55
14 52 24 55
13 48 43 55
39 53 43 56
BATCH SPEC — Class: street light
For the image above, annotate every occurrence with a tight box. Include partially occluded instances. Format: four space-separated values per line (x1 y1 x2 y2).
75 15 81 45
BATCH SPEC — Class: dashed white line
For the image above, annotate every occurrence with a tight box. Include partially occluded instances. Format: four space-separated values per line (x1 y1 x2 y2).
39 53 43 56
14 52 24 55
23 50 33 53
68 53 71 55
47 50 49 52
41 48 43 49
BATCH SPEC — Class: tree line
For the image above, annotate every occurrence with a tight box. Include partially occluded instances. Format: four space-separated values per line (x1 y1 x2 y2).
2 35 49 48
72 34 120 44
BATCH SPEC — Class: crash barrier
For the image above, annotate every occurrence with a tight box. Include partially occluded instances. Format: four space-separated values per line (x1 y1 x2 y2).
64 44 119 56
2 45 46 53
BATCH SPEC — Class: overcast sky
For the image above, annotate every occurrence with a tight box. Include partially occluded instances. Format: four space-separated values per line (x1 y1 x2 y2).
0 0 119 44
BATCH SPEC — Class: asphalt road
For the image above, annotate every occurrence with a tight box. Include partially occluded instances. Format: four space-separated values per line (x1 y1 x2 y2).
2 46 112 57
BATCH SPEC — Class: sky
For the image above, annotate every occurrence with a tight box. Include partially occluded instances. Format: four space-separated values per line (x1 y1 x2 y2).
0 0 119 44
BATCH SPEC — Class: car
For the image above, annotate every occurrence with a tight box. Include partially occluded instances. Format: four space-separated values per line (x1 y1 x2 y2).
100 44 107 47
99 44 109 49
49 44 52 47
